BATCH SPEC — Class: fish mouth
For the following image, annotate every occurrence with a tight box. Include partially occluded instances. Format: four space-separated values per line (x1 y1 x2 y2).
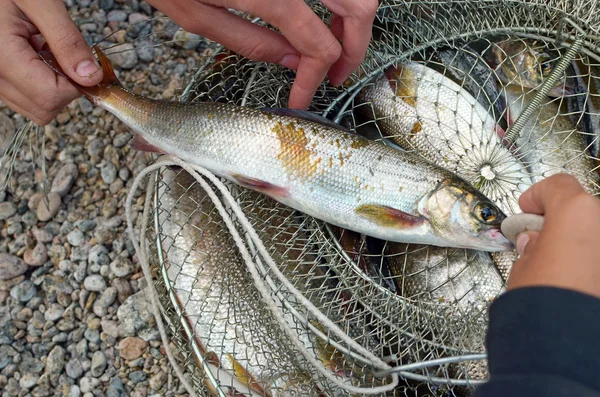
482 227 514 251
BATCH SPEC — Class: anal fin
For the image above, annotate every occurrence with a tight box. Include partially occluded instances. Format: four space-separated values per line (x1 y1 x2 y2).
355 204 425 228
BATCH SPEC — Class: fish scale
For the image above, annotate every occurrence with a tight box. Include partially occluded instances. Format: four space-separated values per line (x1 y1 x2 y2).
47 46 511 252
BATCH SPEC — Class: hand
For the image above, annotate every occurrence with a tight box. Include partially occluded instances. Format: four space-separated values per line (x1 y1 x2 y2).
0 0 103 124
146 0 378 109
507 174 600 299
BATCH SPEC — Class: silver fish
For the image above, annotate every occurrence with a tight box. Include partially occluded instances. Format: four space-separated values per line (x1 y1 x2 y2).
504 84 600 193
42 47 512 252
356 61 533 216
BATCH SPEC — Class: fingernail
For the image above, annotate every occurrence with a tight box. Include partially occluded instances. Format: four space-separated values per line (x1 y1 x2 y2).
280 54 300 69
76 60 100 78
516 233 529 255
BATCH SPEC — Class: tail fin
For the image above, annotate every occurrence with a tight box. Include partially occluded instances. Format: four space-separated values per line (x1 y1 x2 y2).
38 45 122 103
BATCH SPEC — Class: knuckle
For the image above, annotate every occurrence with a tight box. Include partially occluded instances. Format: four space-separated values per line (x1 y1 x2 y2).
355 0 379 19
37 93 63 114
238 39 269 61
53 31 87 56
319 39 342 65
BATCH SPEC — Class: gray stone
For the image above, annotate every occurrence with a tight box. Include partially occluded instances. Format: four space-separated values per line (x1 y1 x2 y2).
44 303 65 322
148 371 166 391
45 345 65 375
98 287 117 308
67 229 84 247
0 113 15 156
79 377 94 394
117 289 154 336
100 161 117 184
106 9 127 23
78 97 94 114
99 0 114 11
87 139 104 157
101 320 119 338
6 377 19 396
88 245 109 267
75 339 88 359
107 376 126 397
83 275 106 292
107 43 138 69
127 13 151 38
19 372 39 389
36 192 61 222
10 280 37 302
22 210 38 225
33 228 53 243
128 370 147 383
20 356 43 373
174 30 204 50
0 253 27 280
84 328 101 344
110 258 134 277
136 42 154 62
90 351 107 377
67 385 81 397
23 242 48 266
113 132 131 148
77 219 96 233
0 202 17 220
6 221 23 235
118 167 130 181
51 163 79 197
66 358 84 379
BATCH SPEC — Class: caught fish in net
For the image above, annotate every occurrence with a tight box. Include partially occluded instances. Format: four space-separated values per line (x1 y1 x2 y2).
62 1 600 396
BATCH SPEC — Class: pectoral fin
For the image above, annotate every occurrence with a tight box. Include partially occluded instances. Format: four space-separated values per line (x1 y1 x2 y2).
355 204 425 228
130 135 166 154
227 354 268 396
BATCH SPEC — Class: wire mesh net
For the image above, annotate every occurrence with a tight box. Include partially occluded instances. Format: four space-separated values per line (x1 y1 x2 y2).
141 1 600 396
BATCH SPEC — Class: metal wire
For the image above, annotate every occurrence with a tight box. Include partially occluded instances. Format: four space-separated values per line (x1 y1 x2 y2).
142 1 600 396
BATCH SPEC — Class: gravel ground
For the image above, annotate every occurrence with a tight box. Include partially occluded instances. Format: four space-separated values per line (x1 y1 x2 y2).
0 1 212 396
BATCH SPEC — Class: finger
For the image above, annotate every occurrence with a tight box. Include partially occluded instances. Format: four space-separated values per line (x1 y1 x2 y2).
330 14 344 41
16 0 103 86
210 0 342 108
0 88 41 124
506 231 539 290
519 174 586 215
322 0 377 86
515 230 539 256
0 78 71 124
147 0 301 68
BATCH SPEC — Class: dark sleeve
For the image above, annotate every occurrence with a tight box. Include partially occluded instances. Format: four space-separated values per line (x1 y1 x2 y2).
473 287 600 397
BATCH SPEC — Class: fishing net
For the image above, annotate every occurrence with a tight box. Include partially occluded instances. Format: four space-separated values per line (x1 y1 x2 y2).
132 1 600 396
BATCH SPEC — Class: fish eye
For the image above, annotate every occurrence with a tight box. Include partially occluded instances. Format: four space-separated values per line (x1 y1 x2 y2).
539 54 553 76
473 202 498 224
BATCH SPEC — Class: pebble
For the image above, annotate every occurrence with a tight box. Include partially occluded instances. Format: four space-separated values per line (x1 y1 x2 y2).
101 161 117 184
87 139 104 157
77 219 96 233
113 132 131 148
90 351 107 377
112 278 132 303
89 245 110 268
67 229 84 247
0 202 17 220
97 287 117 308
66 385 81 397
20 356 43 374
118 337 148 360
107 43 138 69
45 345 65 376
99 0 114 11
44 303 65 322
117 289 155 338
84 327 101 344
110 258 134 277
0 254 27 280
10 280 37 302
149 371 166 391
51 163 79 197
33 228 53 243
83 275 106 292
66 358 83 379
0 113 15 156
23 242 48 267
19 372 39 389
128 370 147 383
174 29 204 50
107 376 126 397
106 9 127 23
36 192 61 222
6 222 23 235
118 168 130 181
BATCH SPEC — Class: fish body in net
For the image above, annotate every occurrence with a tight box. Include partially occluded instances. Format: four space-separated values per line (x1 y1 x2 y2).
356 61 533 215
491 39 575 97
43 47 512 252
432 45 507 127
159 170 351 396
503 84 600 193
567 57 600 158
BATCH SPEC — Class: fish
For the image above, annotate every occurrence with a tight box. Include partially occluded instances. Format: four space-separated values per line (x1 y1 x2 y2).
356 61 533 216
503 84 600 193
158 169 354 396
39 47 512 252
567 56 600 158
490 38 575 97
431 44 507 127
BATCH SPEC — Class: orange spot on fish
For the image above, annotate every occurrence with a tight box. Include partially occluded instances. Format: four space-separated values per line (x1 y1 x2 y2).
384 64 417 107
272 121 319 179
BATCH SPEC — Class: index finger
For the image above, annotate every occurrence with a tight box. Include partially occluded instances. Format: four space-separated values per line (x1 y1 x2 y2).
519 173 586 215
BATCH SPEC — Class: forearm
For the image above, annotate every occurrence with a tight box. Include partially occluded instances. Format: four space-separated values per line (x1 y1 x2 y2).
474 287 600 397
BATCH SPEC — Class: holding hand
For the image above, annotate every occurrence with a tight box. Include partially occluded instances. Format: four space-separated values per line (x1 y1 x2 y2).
0 0 104 124
508 174 600 299
146 0 378 109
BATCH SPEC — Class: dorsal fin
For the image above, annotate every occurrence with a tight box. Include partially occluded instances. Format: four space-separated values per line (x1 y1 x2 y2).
93 45 122 88
261 108 350 132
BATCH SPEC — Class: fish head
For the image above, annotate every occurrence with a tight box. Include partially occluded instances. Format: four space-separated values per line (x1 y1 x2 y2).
421 178 512 251
492 39 571 96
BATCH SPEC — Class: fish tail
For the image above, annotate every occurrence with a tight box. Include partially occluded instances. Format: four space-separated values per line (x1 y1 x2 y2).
38 45 122 104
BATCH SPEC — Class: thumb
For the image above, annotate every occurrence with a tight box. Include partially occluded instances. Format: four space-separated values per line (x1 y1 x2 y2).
515 230 540 256
18 0 103 87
